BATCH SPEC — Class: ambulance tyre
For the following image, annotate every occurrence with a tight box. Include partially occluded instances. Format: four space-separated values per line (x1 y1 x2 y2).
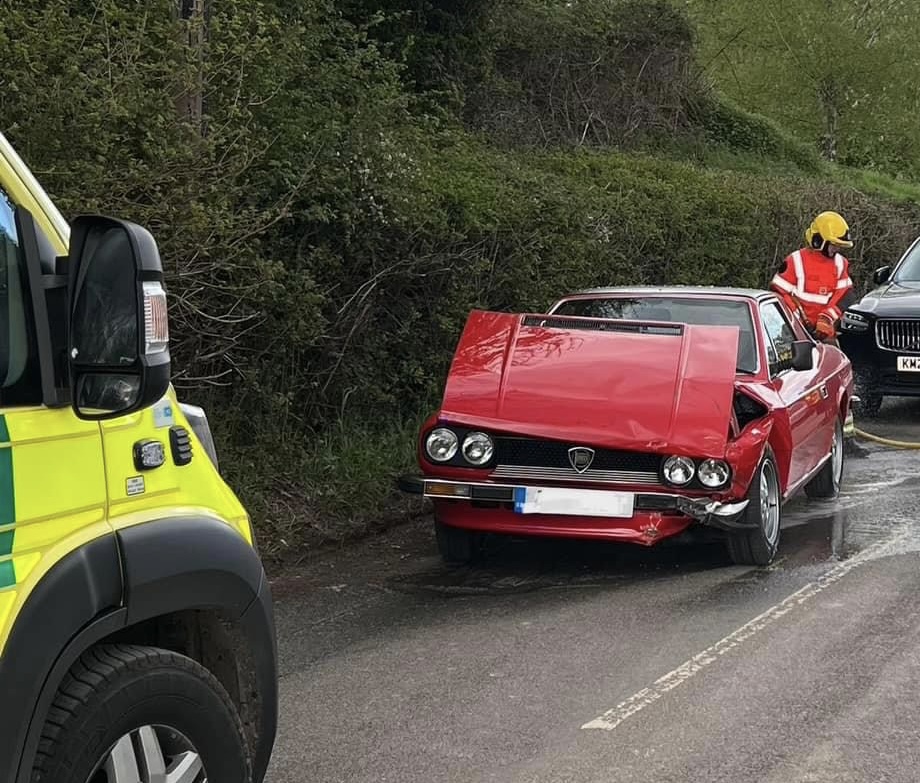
31 643 251 783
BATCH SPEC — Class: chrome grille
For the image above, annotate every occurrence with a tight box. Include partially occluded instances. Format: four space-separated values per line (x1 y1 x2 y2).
491 437 663 487
876 319 920 352
491 466 662 486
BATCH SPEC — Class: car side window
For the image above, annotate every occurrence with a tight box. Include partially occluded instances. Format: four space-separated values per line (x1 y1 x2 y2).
760 302 798 376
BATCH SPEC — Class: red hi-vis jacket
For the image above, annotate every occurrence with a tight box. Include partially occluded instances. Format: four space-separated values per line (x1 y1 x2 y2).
769 248 853 326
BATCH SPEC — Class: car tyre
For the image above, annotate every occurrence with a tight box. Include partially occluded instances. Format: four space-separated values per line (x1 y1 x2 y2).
435 518 482 564
31 643 251 783
805 417 845 500
727 447 781 567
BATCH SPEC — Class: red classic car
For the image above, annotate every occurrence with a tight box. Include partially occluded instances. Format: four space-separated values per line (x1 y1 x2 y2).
399 287 855 566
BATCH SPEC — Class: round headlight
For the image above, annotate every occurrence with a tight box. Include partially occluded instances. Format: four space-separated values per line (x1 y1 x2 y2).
698 459 731 488
663 455 695 486
426 428 458 462
462 432 494 466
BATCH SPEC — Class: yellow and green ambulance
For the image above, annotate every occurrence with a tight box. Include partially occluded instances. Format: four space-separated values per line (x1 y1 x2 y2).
0 132 277 783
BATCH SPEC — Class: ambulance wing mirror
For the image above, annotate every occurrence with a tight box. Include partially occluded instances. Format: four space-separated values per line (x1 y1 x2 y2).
67 215 170 420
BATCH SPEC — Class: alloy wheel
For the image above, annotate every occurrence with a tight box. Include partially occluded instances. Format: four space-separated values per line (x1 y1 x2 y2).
759 460 780 545
86 725 206 783
831 422 844 489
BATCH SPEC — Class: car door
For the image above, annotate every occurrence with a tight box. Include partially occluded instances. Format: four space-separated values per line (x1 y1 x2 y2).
0 181 108 644
759 300 826 487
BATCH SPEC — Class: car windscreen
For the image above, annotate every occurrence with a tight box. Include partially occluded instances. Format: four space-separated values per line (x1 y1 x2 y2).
894 240 920 282
551 296 758 374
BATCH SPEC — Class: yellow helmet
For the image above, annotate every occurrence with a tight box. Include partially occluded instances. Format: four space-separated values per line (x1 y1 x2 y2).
805 210 853 251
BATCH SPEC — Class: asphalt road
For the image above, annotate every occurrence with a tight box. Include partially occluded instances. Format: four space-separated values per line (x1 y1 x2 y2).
264 397 920 783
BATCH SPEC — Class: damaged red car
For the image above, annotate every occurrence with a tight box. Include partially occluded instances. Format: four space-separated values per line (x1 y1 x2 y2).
399 287 855 566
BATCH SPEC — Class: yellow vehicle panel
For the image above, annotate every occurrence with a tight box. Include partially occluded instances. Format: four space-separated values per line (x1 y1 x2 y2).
100 394 252 542
0 135 253 655
0 408 107 649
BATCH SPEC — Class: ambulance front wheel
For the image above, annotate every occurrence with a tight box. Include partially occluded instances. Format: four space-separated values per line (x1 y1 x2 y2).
30 643 251 783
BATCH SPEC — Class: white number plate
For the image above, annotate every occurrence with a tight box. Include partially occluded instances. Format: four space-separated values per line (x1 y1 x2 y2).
513 487 635 518
898 356 920 372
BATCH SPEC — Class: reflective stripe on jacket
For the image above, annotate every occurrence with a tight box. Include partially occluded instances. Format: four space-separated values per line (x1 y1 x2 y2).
770 248 853 324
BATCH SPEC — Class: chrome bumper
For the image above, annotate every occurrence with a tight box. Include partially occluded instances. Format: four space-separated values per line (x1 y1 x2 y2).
397 476 752 532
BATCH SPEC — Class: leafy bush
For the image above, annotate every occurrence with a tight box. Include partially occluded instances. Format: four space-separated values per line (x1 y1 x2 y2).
686 0 920 178
688 97 823 173
467 0 702 148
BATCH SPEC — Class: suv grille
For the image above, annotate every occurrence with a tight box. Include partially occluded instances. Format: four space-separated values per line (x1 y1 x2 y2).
876 319 920 352
491 437 662 486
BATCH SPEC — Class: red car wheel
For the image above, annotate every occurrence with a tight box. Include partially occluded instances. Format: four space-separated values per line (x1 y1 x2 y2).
727 447 781 567
805 417 845 500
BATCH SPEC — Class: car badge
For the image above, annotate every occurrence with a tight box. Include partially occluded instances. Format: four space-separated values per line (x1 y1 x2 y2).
568 447 595 473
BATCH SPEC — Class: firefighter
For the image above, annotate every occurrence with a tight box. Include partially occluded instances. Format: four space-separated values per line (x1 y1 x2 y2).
770 210 856 343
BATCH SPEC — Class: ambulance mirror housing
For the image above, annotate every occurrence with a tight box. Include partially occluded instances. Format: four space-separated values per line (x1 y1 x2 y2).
67 215 171 420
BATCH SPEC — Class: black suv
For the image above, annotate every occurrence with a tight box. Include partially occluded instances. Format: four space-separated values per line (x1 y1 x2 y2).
839 235 920 416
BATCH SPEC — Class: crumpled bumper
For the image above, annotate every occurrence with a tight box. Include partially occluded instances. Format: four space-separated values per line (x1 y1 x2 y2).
398 475 752 533
673 496 753 531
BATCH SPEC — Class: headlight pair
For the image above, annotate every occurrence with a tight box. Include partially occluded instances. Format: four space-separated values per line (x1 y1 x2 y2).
662 455 731 489
425 427 494 467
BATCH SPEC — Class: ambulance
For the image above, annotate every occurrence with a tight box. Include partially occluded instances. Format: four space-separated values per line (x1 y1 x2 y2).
0 133 276 782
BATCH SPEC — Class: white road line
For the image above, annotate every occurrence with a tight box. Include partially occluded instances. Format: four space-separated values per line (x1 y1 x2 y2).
581 532 910 732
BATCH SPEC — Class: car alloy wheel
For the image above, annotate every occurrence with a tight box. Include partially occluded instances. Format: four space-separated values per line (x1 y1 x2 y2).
831 420 844 490
759 459 780 547
86 725 206 783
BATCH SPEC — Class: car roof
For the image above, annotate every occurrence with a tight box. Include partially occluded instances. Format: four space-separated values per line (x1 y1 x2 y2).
556 285 775 302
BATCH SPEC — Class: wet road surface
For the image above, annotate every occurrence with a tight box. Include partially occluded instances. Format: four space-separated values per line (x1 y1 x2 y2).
264 399 920 783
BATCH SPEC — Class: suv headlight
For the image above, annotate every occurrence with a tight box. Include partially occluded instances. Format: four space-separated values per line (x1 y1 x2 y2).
698 459 731 488
663 455 695 486
426 428 458 462
841 311 868 332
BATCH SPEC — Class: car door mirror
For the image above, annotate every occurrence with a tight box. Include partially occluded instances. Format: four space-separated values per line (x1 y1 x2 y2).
874 266 891 285
68 216 170 420
790 340 814 372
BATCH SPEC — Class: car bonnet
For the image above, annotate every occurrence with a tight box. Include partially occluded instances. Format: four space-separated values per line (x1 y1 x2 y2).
439 310 740 458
